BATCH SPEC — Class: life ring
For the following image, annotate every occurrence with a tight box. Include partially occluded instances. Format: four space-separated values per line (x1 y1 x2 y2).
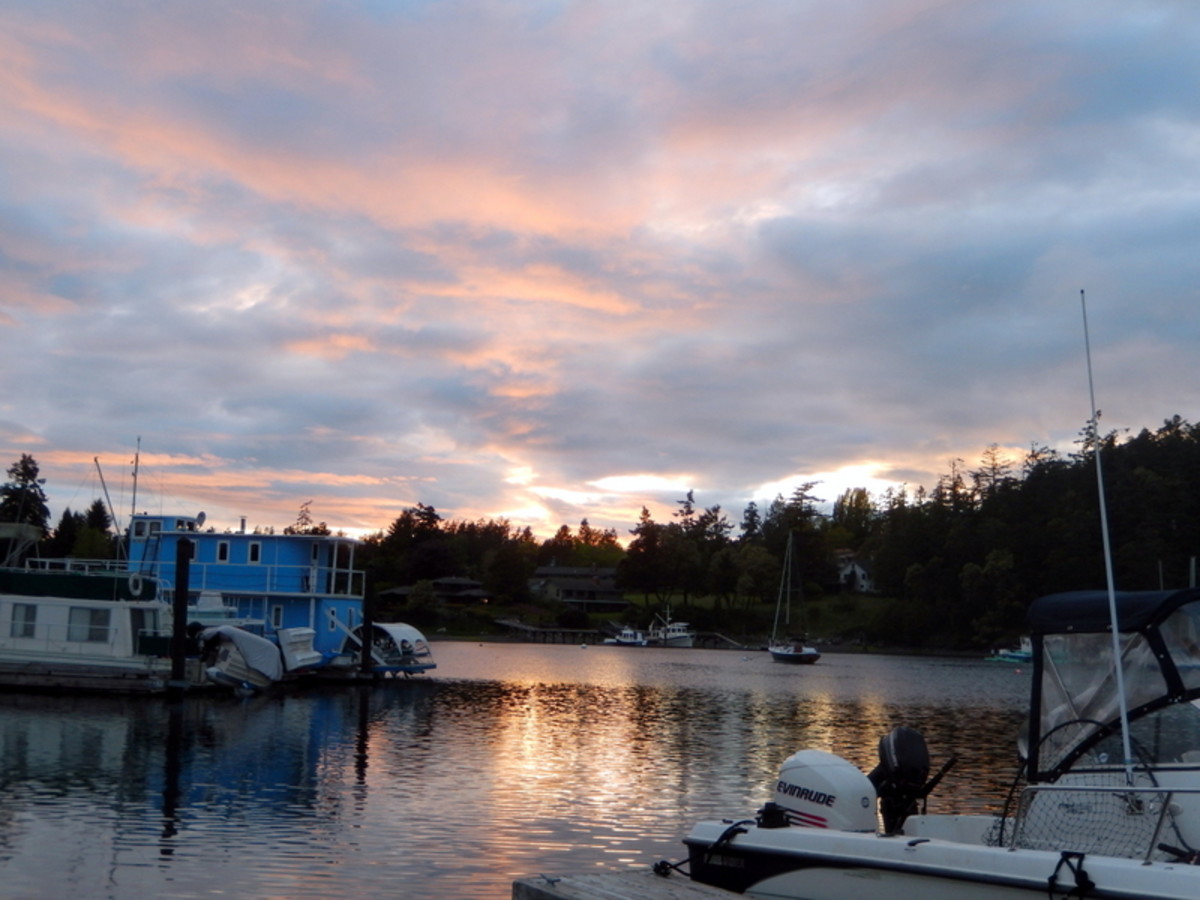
128 573 144 597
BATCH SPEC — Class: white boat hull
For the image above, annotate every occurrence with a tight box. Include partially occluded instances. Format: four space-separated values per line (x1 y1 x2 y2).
686 817 1200 899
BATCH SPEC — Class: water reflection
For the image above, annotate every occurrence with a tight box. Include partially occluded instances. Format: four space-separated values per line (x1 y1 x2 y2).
0 645 1030 899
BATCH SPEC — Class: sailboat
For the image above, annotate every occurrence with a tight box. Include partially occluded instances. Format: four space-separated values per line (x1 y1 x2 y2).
768 533 820 664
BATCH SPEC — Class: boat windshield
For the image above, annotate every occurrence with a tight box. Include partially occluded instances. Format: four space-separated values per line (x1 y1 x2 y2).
1035 598 1200 776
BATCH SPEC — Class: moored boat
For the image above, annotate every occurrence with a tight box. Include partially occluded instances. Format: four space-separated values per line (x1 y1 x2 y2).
649 607 696 648
603 625 649 646
0 562 192 693
128 511 435 685
681 587 1200 898
768 533 819 665
986 634 1033 663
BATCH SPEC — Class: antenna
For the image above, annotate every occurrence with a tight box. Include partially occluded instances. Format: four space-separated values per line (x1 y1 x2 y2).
1080 289 1134 785
130 436 141 519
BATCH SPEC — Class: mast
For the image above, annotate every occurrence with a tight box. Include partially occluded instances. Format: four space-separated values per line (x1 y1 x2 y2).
772 533 794 641
93 457 126 560
1080 289 1134 785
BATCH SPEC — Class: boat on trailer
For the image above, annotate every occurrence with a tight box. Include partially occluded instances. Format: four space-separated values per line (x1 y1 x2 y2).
681 587 1200 898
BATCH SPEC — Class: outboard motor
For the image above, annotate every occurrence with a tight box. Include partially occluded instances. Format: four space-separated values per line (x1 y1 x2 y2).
766 749 877 832
868 726 931 834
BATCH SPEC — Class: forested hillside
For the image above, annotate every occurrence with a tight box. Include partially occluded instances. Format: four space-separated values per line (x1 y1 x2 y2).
5 415 1198 649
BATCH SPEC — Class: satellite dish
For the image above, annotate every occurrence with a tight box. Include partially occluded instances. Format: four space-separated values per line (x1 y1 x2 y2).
196 511 207 527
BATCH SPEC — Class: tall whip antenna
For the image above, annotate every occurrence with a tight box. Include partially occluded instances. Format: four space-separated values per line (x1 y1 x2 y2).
130 436 141 520
1080 289 1134 784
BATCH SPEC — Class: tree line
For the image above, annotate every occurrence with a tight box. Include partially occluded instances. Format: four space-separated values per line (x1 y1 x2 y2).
4 413 1199 648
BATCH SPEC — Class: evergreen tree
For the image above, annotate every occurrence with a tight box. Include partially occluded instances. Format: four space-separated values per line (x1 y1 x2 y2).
0 454 50 529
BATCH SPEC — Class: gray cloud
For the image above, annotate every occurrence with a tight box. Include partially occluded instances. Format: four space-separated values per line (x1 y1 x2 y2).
2 0 1198 536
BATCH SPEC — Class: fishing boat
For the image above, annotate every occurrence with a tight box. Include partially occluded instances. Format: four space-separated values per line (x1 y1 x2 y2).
681 586 1200 898
649 607 696 648
768 534 819 664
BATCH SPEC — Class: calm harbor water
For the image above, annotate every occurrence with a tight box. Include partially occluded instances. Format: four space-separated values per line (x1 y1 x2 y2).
0 643 1030 899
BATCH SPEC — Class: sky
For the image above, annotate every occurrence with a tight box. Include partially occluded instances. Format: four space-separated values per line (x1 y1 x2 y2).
2 0 1198 541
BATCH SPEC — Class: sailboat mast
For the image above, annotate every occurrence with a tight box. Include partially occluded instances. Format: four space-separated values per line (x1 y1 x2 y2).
772 534 793 639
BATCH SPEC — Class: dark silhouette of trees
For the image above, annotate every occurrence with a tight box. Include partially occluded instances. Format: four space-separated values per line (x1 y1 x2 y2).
0 454 49 529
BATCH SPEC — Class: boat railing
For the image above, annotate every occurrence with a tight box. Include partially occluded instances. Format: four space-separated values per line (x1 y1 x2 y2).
1007 783 1200 862
20 556 365 598
22 557 132 574
156 561 365 598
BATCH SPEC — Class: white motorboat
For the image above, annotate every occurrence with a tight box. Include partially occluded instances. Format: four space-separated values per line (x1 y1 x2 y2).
986 634 1033 663
681 587 1200 899
199 624 284 690
603 626 649 646
337 621 437 677
767 533 819 665
649 607 696 648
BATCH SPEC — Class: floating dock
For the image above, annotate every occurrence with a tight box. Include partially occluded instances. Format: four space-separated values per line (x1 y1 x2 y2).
513 870 737 900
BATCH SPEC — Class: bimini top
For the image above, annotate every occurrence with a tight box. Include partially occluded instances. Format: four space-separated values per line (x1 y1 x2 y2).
1028 588 1200 635
1025 587 1200 781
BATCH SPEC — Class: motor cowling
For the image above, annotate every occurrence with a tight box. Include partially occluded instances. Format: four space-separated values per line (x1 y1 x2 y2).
769 749 876 832
868 725 931 835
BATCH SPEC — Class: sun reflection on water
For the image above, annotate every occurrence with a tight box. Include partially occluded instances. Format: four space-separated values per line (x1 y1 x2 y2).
0 645 1028 900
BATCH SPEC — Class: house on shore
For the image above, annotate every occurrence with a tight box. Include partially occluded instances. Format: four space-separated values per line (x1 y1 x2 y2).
529 565 628 613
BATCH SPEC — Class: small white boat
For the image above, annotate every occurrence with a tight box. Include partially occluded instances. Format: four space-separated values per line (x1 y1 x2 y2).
986 635 1033 663
340 621 437 676
603 626 649 646
199 624 284 690
682 587 1200 899
649 607 696 648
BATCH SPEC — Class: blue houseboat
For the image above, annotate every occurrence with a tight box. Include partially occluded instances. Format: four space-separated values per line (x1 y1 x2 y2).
125 512 435 688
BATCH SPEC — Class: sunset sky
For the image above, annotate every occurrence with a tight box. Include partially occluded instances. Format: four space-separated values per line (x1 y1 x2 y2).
2 1 1198 539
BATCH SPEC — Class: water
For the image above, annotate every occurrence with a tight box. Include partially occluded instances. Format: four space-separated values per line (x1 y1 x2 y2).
0 644 1030 899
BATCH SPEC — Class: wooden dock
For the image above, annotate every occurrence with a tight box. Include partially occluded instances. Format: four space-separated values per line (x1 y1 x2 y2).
513 870 737 900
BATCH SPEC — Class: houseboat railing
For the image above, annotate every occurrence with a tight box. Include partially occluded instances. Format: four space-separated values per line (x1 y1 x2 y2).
20 557 365 598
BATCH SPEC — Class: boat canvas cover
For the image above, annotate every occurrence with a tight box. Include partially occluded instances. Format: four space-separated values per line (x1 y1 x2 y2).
373 622 431 655
1025 588 1200 780
201 625 283 681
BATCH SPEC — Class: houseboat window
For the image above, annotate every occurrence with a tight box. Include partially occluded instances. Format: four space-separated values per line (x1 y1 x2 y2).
271 605 283 629
217 541 230 563
311 543 320 562
249 542 261 564
148 521 161 534
133 521 147 537
129 608 159 639
67 607 111 643
10 603 36 638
